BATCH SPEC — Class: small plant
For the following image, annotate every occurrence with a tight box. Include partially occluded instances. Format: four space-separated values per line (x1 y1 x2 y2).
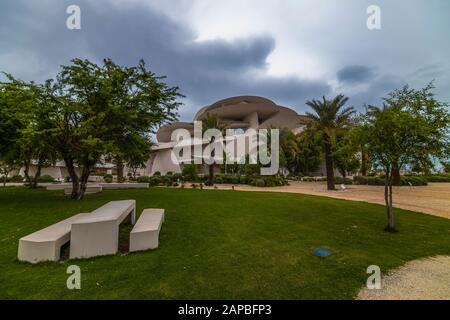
103 174 113 183
36 175 56 183
255 179 265 187
191 183 198 189
199 183 204 190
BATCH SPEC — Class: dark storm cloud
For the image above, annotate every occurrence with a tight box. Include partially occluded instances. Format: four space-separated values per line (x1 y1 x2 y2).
337 65 375 84
0 0 331 119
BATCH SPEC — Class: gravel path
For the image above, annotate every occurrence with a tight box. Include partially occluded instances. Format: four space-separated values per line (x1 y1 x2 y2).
357 256 450 300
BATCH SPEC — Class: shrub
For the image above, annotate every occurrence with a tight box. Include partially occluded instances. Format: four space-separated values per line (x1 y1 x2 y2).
424 175 450 183
354 175 427 186
255 179 265 187
104 174 113 183
162 175 173 186
9 175 24 183
137 176 150 183
215 176 223 184
149 176 162 186
182 164 198 182
172 173 183 182
36 175 55 183
353 176 367 185
401 176 427 186
153 171 161 176
166 171 173 176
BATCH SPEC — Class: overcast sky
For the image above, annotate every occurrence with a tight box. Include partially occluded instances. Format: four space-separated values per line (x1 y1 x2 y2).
1 0 449 121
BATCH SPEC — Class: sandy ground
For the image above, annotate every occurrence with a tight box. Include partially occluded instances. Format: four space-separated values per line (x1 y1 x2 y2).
212 181 450 219
357 256 450 300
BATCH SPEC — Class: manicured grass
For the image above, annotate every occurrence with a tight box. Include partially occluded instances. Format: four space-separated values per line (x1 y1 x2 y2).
1 187 449 299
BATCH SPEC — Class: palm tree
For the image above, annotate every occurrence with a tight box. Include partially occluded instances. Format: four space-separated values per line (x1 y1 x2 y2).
201 113 226 186
306 95 355 190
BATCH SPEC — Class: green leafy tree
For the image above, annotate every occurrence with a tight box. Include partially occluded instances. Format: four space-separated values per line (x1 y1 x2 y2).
306 95 355 189
333 129 361 179
34 58 182 199
363 83 449 232
0 76 56 188
289 126 323 176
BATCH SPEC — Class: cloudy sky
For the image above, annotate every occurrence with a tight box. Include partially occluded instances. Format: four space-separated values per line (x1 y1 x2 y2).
1 0 449 121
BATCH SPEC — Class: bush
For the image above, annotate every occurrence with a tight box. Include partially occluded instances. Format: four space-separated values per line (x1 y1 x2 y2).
9 175 24 183
36 175 55 183
255 179 266 187
104 174 113 183
424 175 450 183
149 176 162 186
354 175 428 186
182 164 198 182
136 176 150 183
153 171 161 176
401 176 427 186
162 175 173 186
172 173 183 182
335 177 353 185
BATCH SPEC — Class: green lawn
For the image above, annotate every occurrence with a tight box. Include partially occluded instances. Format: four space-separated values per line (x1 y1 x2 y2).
1 187 449 299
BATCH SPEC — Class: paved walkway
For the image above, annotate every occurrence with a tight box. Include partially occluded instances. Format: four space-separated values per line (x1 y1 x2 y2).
357 256 450 300
213 182 450 219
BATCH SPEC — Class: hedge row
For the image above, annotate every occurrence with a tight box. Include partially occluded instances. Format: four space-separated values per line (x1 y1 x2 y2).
353 176 428 186
136 173 288 187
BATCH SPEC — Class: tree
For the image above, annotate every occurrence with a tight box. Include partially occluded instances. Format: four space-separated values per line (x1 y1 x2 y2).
288 125 323 176
35 58 182 199
201 113 226 185
333 129 361 179
0 76 56 188
363 83 449 232
306 95 355 190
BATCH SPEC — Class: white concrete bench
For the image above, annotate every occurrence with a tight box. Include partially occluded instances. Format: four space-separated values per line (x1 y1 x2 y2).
69 200 136 259
64 185 102 195
100 183 149 189
129 209 165 252
18 213 89 263
46 183 71 191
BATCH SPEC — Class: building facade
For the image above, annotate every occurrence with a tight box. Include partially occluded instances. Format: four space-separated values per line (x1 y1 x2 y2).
147 96 310 175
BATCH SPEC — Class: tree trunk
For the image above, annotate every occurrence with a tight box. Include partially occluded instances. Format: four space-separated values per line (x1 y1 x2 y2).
392 164 401 186
323 138 335 190
208 164 214 186
31 157 43 189
23 159 31 187
361 147 368 176
384 170 396 232
116 157 124 183
64 157 80 199
76 166 91 200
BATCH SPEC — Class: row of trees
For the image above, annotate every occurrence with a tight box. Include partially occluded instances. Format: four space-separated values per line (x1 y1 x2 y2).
277 83 449 232
0 58 183 199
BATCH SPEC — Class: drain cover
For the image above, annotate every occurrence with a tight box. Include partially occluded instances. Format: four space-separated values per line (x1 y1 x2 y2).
312 248 333 257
